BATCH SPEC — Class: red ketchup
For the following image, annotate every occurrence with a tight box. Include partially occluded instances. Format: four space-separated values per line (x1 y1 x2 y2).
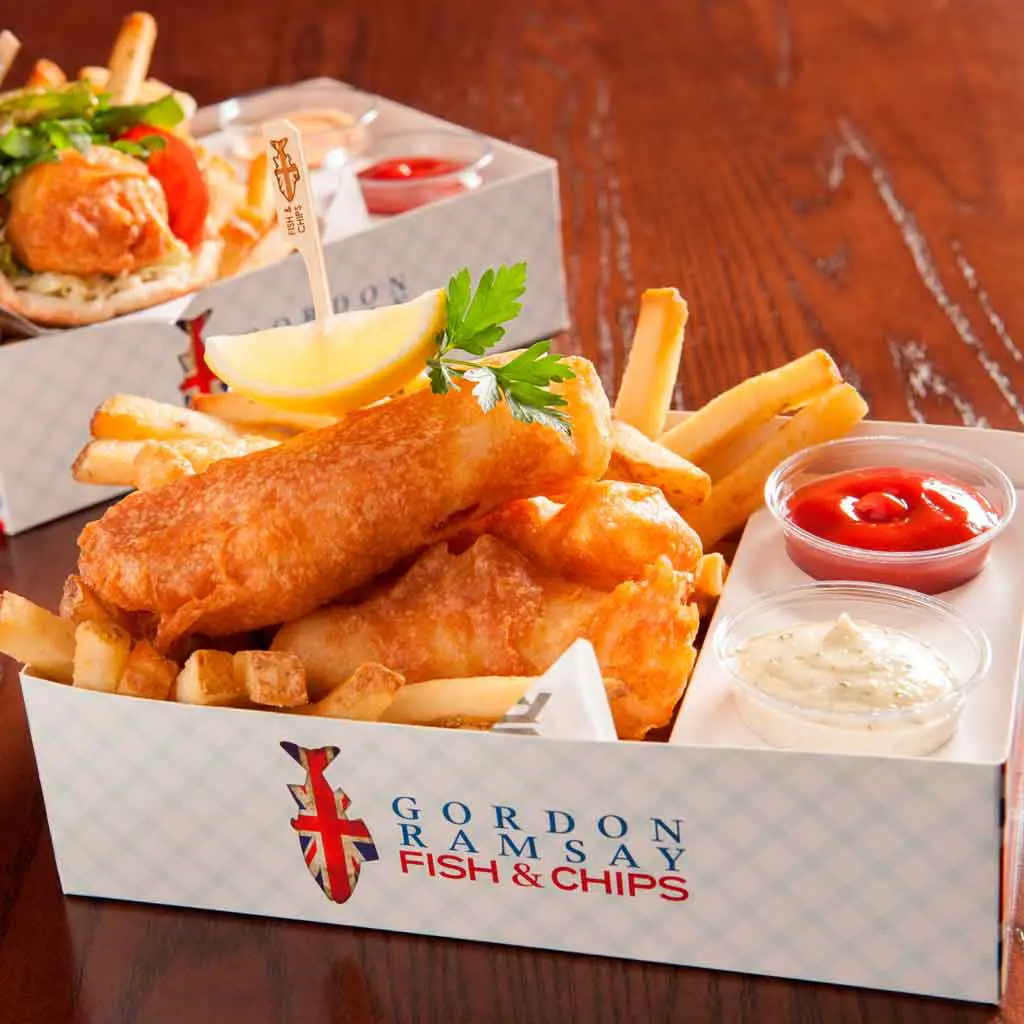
784 467 1000 593
357 156 468 215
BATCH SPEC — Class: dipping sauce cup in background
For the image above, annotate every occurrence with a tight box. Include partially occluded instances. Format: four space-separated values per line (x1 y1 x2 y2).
713 581 991 757
765 436 1016 594
218 86 380 167
352 129 493 216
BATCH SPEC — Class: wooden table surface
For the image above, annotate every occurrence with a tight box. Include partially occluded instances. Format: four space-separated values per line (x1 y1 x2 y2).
2 0 1023 1021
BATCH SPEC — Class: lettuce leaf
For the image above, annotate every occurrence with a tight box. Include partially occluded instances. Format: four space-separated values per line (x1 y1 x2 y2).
0 89 184 195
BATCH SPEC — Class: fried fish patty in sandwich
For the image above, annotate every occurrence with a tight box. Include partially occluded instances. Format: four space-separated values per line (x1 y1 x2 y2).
5 145 185 276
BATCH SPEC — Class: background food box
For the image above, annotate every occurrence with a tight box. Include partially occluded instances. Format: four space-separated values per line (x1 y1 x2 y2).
19 417 1024 1005
0 78 568 536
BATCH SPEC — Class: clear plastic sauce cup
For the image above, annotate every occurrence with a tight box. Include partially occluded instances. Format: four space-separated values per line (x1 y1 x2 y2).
765 436 1016 594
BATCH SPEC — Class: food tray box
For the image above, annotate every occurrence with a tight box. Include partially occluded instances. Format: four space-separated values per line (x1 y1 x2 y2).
18 418 1024 1005
0 78 568 536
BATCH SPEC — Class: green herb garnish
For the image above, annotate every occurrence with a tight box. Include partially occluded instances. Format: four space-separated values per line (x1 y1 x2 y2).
0 82 97 125
427 263 576 435
0 87 184 196
111 133 168 159
91 92 183 135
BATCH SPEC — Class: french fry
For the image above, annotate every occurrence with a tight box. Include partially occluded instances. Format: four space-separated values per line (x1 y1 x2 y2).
682 383 869 549
217 216 263 279
0 592 75 684
658 349 842 466
117 640 177 700
237 426 297 442
132 441 196 490
77 434 276 490
696 419 780 483
380 676 535 728
192 391 338 434
236 226 294 275
26 58 66 88
394 373 430 397
72 439 146 486
90 394 240 442
175 649 247 707
0 31 20 89
246 152 274 223
693 553 728 616
73 620 132 692
166 436 278 473
236 205 272 233
77 65 109 87
59 575 124 631
300 663 404 721
694 552 727 599
605 420 711 510
613 288 689 438
233 650 307 708
203 153 247 235
106 11 157 104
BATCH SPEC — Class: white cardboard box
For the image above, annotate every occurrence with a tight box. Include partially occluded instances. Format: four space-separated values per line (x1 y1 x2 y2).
0 79 568 535
19 418 1024 1004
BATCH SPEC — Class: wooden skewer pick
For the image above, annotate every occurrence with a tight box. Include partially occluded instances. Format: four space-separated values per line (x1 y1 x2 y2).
0 31 21 89
263 119 333 328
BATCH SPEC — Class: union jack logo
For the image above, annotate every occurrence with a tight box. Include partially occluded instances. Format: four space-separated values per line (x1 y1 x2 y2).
176 309 226 407
281 742 378 903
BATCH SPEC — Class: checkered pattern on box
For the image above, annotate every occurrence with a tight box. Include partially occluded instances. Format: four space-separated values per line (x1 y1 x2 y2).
23 676 1001 1003
0 166 567 535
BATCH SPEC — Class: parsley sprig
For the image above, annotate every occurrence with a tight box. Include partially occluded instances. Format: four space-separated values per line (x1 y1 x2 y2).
427 264 577 435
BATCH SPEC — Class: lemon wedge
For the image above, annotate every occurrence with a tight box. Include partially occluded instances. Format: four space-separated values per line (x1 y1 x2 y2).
203 288 447 414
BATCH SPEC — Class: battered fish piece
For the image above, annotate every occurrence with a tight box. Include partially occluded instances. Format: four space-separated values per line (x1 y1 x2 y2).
6 146 185 275
476 480 703 590
273 535 699 739
77 358 612 650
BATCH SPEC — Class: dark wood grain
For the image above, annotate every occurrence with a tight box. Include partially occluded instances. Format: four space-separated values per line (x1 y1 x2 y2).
2 0 1023 1021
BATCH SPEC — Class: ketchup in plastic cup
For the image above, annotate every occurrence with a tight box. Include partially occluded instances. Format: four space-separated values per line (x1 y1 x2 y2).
354 129 492 216
765 436 1016 594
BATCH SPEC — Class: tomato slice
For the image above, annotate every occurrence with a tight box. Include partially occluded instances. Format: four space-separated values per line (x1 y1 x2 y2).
120 125 210 248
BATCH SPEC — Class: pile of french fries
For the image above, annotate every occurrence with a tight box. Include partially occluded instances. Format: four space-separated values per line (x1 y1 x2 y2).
609 288 869 550
0 579 559 728
72 392 337 491
0 12 288 283
72 371 428 491
0 14 194 109
2 561 727 732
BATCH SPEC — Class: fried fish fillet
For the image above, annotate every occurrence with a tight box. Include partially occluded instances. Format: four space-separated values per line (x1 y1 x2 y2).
273 535 699 739
77 358 612 650
474 479 703 590
7 147 185 276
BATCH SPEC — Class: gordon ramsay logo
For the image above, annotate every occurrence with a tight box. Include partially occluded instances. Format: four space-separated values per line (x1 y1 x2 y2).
175 309 225 406
282 742 379 904
270 137 301 203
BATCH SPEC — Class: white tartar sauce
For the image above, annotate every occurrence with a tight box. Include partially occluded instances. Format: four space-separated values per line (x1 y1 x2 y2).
730 613 957 715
